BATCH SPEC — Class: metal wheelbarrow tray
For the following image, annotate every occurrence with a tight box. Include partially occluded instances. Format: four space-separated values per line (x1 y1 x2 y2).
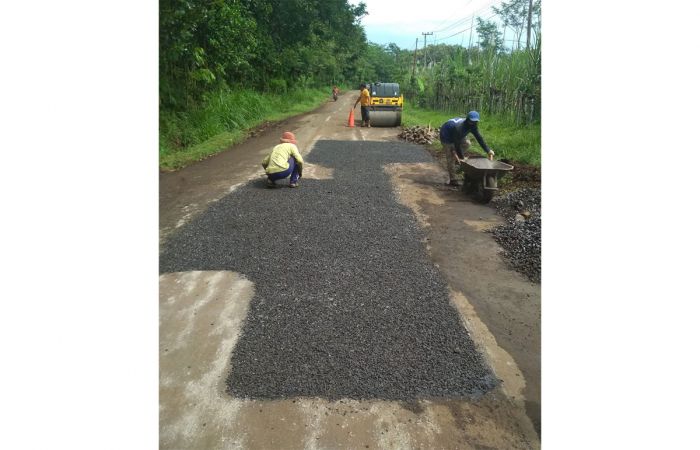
460 157 514 203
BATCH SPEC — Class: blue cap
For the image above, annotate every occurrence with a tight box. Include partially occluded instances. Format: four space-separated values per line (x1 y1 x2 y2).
467 111 480 121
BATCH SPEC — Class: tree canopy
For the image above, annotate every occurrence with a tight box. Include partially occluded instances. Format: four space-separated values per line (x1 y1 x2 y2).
160 0 368 108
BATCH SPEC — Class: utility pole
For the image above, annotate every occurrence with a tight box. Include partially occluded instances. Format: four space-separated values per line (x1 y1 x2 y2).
411 38 418 79
467 15 474 63
422 32 433 68
526 0 534 50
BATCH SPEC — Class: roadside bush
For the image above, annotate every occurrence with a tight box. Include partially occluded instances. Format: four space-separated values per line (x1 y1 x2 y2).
159 86 328 170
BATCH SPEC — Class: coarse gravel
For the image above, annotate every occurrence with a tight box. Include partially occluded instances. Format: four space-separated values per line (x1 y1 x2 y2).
160 140 497 400
490 188 541 283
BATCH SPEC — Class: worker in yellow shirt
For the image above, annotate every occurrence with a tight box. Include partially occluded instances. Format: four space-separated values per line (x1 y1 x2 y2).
261 131 304 188
353 83 372 127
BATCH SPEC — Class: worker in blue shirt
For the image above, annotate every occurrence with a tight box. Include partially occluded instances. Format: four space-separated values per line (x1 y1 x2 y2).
439 111 495 186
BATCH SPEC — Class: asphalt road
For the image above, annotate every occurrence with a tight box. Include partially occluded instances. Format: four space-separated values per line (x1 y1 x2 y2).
159 92 540 449
161 140 497 401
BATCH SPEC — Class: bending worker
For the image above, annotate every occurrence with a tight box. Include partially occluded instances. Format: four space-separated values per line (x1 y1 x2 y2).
262 131 304 188
353 83 371 127
439 111 495 186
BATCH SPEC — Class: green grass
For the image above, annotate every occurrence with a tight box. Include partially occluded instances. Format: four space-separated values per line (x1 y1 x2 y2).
159 87 330 170
159 131 247 170
402 99 541 166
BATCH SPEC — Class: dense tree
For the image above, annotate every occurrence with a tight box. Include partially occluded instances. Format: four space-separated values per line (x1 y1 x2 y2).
160 0 258 106
160 2 539 124
160 0 368 108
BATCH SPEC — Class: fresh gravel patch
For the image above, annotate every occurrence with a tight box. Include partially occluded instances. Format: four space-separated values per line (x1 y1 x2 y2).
490 188 541 283
160 140 497 400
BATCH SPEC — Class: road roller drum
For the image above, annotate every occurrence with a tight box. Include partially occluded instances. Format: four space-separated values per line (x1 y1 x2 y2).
368 82 403 127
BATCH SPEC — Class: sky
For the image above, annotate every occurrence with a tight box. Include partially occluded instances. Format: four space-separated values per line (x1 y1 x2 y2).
352 0 511 50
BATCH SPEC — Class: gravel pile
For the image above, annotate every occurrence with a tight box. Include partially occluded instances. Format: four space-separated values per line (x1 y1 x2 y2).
160 140 497 400
490 188 541 283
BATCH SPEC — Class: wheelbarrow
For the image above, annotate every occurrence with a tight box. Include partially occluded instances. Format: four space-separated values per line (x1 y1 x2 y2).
460 157 514 203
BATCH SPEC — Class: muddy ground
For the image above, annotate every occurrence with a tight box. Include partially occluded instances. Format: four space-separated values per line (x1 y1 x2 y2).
160 93 541 449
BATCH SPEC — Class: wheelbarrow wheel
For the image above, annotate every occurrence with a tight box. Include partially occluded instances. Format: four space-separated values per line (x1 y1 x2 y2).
462 177 474 194
462 173 478 194
475 174 497 203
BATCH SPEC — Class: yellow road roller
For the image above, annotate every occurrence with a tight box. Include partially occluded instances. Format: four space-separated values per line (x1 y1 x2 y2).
368 82 403 127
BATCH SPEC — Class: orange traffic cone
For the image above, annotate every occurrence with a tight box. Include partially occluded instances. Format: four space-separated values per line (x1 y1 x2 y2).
348 108 355 127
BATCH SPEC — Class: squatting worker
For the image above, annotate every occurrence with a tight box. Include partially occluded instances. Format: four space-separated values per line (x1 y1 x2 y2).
261 131 304 188
439 111 495 186
353 83 371 127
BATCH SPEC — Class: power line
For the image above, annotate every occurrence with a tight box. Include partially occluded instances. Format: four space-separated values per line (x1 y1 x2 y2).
430 0 474 33
433 12 499 42
429 0 499 34
417 0 508 50
432 1 502 41
432 16 473 34
430 2 473 33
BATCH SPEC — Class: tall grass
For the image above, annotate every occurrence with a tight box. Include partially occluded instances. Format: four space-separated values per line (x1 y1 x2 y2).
408 44 541 125
403 99 540 166
160 87 330 170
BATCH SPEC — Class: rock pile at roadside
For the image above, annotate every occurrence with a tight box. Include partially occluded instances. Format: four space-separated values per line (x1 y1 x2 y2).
490 188 541 283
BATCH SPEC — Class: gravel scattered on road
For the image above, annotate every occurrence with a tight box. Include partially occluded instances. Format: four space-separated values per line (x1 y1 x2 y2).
490 188 541 283
160 140 497 400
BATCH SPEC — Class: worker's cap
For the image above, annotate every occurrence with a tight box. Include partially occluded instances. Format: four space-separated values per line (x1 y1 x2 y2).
280 131 297 145
467 111 480 122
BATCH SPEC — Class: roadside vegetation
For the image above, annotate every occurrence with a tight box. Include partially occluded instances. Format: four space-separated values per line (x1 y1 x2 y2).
397 0 541 166
160 0 540 170
160 0 369 170
403 100 540 166
159 87 331 170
